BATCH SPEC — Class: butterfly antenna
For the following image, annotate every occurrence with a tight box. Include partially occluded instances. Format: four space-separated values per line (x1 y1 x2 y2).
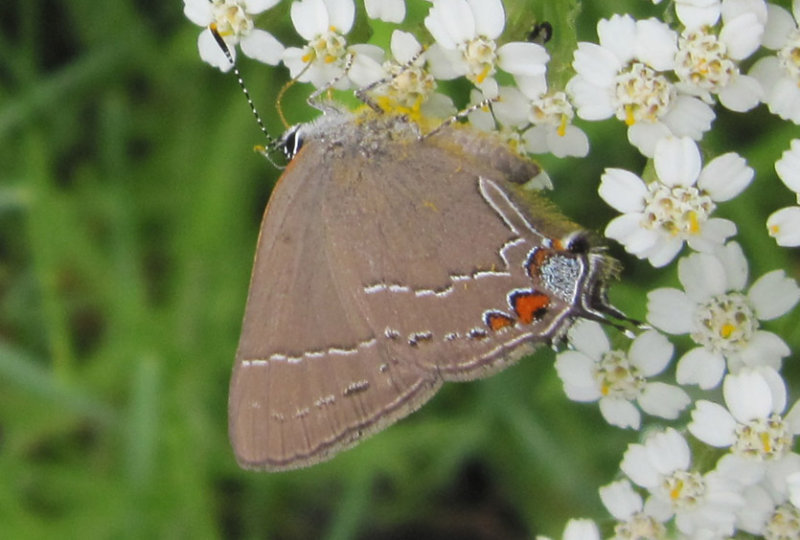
209 24 283 167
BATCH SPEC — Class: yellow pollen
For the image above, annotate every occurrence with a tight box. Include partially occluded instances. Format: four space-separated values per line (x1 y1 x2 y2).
558 114 568 137
720 323 735 339
625 105 636 126
770 224 781 235
601 385 610 396
689 211 700 234
324 54 337 63
670 480 683 500
302 52 314 63
476 65 490 84
761 432 772 453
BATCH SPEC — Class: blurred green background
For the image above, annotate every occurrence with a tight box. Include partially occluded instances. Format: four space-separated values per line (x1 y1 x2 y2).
1 0 798 538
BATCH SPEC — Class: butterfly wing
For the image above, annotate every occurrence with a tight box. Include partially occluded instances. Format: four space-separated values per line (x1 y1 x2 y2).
230 123 587 470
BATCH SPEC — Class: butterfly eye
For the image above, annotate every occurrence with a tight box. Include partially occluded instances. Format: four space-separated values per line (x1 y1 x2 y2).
281 126 304 160
565 231 591 254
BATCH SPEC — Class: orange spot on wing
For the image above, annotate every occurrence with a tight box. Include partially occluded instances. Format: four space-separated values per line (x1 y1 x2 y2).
486 312 514 331
512 292 550 324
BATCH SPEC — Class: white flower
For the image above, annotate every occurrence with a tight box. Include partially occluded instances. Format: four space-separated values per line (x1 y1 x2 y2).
647 242 799 388
749 1 800 123
566 14 715 157
364 0 404 23
735 465 800 535
282 0 384 89
366 30 455 117
423 0 549 98
689 368 800 473
536 519 600 540
768 206 800 247
768 139 800 245
673 0 766 112
620 427 744 536
599 479 669 539
600 137 751 267
555 321 689 429
184 0 284 71
490 77 589 158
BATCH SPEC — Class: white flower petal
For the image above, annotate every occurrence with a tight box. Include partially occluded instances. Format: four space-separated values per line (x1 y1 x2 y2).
688 400 737 446
198 28 234 71
600 397 642 429
563 518 600 540
721 0 768 26
654 137 701 187
390 30 421 64
718 74 764 112
676 0 721 28
632 230 671 259
758 365 787 413
720 12 764 60
715 241 749 291
325 0 355 33
545 125 590 158
761 3 796 50
599 169 647 212
621 443 660 488
240 29 284 65
646 428 690 474
184 0 213 26
723 369 774 422
661 95 715 140
468 0 505 39
244 0 280 13
678 251 728 301
763 74 800 124
425 44 467 79
776 139 800 193
629 330 674 376
715 453 765 486
292 0 329 40
365 0 405 22
749 269 800 320
438 0 475 46
599 480 643 520
567 76 615 120
790 472 800 509
638 382 690 419
676 347 726 389
347 48 386 87
497 42 548 77
634 18 678 70
568 320 610 359
646 238 685 268
627 121 671 158
766 452 800 496
786 399 800 435
734 330 790 369
768 207 800 246
698 152 753 201
604 213 648 245
647 288 695 333
597 14 637 64
514 73 547 99
687 218 737 252
571 42 622 88
555 351 599 392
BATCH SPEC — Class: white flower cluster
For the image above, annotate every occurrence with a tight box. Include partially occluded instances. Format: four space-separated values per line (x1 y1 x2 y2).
183 0 800 538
